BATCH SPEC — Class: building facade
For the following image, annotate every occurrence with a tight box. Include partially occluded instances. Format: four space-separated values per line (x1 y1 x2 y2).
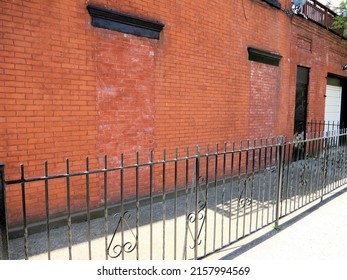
1 0 347 225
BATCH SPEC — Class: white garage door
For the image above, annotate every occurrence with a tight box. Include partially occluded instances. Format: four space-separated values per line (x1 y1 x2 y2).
324 85 342 133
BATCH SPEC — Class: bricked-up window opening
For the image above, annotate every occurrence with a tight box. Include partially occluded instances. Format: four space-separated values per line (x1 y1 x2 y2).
87 5 164 39
248 48 282 140
249 61 281 140
248 47 282 67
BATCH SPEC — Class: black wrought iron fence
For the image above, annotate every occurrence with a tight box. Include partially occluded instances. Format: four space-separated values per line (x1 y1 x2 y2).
306 120 343 134
1 129 347 260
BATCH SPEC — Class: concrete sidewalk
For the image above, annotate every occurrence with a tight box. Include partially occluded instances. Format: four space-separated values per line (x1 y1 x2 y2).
205 185 347 260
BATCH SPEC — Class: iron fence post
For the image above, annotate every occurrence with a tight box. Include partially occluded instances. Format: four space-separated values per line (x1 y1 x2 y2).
321 131 330 202
0 163 9 260
275 136 284 228
194 145 200 260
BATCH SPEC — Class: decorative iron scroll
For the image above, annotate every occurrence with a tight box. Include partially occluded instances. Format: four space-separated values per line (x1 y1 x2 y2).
299 157 309 189
187 199 206 249
238 177 253 208
107 211 137 258
185 169 207 252
336 150 344 175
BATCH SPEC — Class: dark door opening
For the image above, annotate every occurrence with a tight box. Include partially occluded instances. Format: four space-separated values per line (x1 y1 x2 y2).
294 66 310 159
340 79 347 129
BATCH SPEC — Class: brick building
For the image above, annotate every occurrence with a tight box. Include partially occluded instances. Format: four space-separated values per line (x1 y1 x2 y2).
1 0 347 225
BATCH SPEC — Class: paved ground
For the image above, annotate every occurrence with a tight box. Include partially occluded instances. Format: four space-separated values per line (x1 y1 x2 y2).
205 185 347 260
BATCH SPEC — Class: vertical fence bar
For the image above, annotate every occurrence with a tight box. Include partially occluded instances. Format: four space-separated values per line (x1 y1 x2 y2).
321 132 329 200
120 154 124 260
243 140 249 237
44 161 51 260
280 140 287 218
333 130 339 190
194 145 200 260
310 137 319 201
304 140 309 206
319 132 325 201
221 142 227 247
174 148 178 260
236 141 242 239
85 157 91 260
213 144 218 251
228 143 235 243
20 164 29 260
103 155 108 260
255 141 262 231
184 147 189 260
314 136 322 200
343 130 347 185
344 130 347 185
298 144 304 208
66 159 72 260
261 139 267 227
306 138 315 203
249 140 256 233
269 139 275 222
0 163 9 260
327 132 333 193
204 144 209 256
275 136 284 227
294 140 300 210
266 139 271 224
272 140 283 221
289 141 294 213
135 152 139 260
149 151 153 260
162 149 166 260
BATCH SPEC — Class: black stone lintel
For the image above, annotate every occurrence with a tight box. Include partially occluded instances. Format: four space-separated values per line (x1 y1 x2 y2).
87 5 164 39
262 0 281 9
248 47 282 66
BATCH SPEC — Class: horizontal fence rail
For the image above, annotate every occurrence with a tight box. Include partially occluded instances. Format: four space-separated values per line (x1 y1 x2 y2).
1 129 347 260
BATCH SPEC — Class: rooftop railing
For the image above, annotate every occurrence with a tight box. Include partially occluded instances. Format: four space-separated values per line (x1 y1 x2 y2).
302 0 344 36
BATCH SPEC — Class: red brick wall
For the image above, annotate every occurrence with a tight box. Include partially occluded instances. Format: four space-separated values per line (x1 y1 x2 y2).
1 0 101 224
1 0 347 225
289 16 347 135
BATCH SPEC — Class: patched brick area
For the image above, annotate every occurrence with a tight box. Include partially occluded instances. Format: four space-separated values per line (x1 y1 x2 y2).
249 61 281 140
